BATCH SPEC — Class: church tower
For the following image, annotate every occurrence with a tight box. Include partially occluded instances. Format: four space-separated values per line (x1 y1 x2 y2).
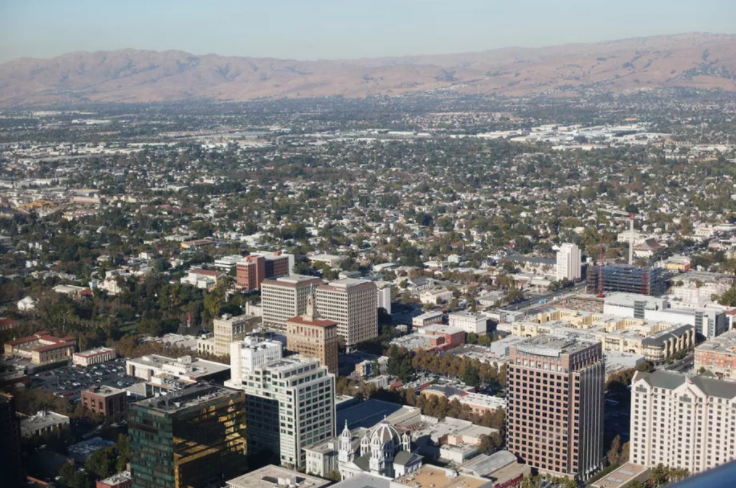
338 420 353 463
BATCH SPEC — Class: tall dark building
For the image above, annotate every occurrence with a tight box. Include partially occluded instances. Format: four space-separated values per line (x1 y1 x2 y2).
129 384 246 488
586 264 666 296
0 392 24 487
506 336 605 482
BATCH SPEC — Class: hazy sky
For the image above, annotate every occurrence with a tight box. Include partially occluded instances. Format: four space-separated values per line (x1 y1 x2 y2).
1 0 734 63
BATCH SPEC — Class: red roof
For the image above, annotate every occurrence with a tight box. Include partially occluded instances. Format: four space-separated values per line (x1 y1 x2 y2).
287 316 338 327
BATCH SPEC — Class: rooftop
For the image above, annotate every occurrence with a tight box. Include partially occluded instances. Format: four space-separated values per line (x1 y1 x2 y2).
461 450 517 477
98 471 132 487
330 473 390 488
226 465 330 488
394 465 487 488
265 274 322 286
133 384 241 413
514 335 597 357
126 354 229 378
696 329 736 356
84 385 125 397
338 399 420 430
634 370 736 399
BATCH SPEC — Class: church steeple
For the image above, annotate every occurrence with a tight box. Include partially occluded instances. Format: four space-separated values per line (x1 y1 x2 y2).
305 292 317 321
338 420 353 463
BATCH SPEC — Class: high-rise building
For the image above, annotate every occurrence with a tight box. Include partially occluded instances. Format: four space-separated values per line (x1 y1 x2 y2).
261 275 323 330
556 243 581 282
225 336 283 388
316 279 378 347
236 252 293 291
630 370 736 474
243 357 335 469
0 393 24 487
129 384 247 488
585 265 666 296
377 284 392 315
213 313 260 356
506 336 605 481
286 294 339 374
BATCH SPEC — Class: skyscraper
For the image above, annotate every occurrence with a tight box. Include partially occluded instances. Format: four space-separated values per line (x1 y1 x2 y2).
212 313 260 356
0 393 24 487
261 275 323 330
506 336 605 481
556 243 581 282
316 279 377 348
242 357 335 469
225 336 283 388
129 384 247 488
287 294 339 374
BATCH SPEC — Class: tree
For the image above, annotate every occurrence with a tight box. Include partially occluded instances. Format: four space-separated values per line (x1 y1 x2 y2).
326 471 342 482
60 463 92 488
462 363 481 388
607 435 621 466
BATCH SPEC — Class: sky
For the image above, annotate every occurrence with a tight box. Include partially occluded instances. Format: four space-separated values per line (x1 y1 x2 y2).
0 0 734 64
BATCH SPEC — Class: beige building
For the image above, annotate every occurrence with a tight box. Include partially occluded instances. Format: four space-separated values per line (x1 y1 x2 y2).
512 309 695 362
506 336 605 482
630 370 736 474
287 295 339 374
213 313 260 356
4 331 75 365
316 279 377 347
261 275 323 330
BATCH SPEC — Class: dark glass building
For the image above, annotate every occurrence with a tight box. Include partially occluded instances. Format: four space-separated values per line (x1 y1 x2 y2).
585 264 666 296
129 384 246 488
0 392 24 487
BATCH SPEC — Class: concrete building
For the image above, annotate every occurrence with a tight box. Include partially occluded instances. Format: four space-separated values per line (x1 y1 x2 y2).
179 268 224 290
261 275 323 330
377 284 392 314
225 336 283 388
213 313 260 356
412 311 444 328
506 336 605 481
20 411 70 438
460 450 530 486
287 294 339 374
556 243 582 282
82 385 127 423
448 312 488 335
448 392 506 416
316 279 378 347
96 471 132 488
630 370 736 474
243 357 335 469
73 347 115 367
604 292 727 339
129 384 247 488
225 465 330 488
695 329 736 379
393 464 491 488
125 354 230 383
4 331 76 365
390 324 465 352
586 265 666 296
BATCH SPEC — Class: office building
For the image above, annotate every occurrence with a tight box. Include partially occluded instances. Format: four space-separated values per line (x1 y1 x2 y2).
225 465 330 488
695 329 736 379
126 354 230 383
377 284 392 314
82 385 127 423
556 243 582 282
236 252 292 291
287 294 339 374
586 265 666 296
630 370 736 474
20 410 70 438
261 275 323 330
412 311 444 328
0 393 24 487
448 311 488 335
225 336 283 388
506 336 605 481
316 279 378 347
243 357 335 469
4 330 76 365
604 293 728 339
213 313 260 356
73 347 116 367
129 384 247 488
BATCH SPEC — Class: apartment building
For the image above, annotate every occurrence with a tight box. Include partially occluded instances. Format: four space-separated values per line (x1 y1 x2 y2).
630 370 736 474
261 275 323 330
506 336 605 481
286 295 339 374
212 313 260 356
316 279 378 347
243 357 335 469
556 243 582 281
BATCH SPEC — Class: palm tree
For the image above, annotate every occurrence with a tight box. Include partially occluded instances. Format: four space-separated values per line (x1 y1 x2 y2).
651 464 668 487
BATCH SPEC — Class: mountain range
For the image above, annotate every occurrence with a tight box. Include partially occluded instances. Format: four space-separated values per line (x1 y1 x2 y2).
0 33 735 106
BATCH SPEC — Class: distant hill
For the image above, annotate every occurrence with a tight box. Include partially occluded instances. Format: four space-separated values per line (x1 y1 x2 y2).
1 33 735 106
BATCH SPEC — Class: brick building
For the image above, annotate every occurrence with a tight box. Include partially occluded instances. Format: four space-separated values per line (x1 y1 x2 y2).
286 294 339 374
82 386 128 423
695 329 736 379
236 252 291 291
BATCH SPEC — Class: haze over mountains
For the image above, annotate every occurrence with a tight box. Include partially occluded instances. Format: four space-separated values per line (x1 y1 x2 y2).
0 33 734 107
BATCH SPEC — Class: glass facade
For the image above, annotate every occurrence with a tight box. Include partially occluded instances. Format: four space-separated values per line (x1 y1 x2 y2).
586 265 666 296
130 386 247 488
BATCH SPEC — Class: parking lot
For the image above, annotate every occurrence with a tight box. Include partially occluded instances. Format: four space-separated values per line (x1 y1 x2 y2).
28 358 143 403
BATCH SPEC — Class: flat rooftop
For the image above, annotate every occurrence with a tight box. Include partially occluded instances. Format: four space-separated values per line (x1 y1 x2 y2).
330 473 390 488
326 278 372 288
461 450 517 476
338 399 420 430
226 465 330 488
271 274 322 284
589 463 650 488
394 465 487 488
696 329 736 356
133 384 241 413
127 354 229 378
84 385 125 397
514 335 596 356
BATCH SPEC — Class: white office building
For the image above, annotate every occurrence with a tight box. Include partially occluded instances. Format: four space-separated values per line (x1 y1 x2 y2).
556 243 581 281
316 279 378 347
448 312 487 335
377 285 392 315
261 275 323 330
243 357 335 469
225 336 283 388
630 370 736 474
